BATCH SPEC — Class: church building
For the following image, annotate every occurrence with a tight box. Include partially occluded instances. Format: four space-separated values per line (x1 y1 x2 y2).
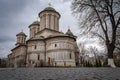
8 4 79 67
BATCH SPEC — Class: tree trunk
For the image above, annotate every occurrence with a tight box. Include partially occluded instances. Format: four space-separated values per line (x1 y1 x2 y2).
107 43 116 68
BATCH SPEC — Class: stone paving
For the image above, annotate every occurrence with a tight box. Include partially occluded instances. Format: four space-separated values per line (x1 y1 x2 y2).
0 68 120 80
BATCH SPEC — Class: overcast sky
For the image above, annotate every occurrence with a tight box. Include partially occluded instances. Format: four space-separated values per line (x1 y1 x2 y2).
0 0 80 57
0 0 104 58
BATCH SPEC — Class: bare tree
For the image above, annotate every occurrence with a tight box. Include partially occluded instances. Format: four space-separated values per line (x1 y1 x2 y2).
71 0 120 67
116 27 120 50
78 43 86 66
89 46 98 59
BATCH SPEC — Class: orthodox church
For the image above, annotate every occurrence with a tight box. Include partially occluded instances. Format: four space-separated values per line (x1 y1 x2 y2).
8 4 79 67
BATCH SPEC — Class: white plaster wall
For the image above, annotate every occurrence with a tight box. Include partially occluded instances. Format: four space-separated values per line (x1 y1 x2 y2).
30 53 38 61
46 37 76 66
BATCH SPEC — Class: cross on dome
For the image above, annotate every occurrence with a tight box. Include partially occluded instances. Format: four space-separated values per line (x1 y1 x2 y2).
37 17 40 21
21 29 23 32
48 2 52 7
68 26 70 30
48 0 52 6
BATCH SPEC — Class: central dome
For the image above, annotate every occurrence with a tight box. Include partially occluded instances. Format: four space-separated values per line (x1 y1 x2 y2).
38 3 61 32
44 6 56 11
39 4 60 16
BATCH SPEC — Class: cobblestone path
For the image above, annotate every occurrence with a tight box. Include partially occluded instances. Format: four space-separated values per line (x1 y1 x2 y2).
0 68 120 80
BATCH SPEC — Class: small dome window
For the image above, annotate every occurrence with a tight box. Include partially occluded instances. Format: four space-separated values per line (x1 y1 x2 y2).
55 44 57 47
34 45 37 49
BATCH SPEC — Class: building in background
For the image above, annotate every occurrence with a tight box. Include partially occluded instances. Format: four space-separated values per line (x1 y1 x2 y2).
8 4 79 67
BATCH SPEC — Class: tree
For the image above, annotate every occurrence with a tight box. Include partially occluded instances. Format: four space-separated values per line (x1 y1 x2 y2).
115 28 120 50
0 58 1 66
78 43 86 66
89 46 98 59
0 58 7 68
71 0 120 67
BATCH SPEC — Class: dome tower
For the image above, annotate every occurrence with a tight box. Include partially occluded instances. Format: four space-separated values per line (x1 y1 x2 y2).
16 30 27 46
38 3 60 31
29 21 40 38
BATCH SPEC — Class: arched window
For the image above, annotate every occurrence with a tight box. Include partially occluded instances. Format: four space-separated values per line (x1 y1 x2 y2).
34 45 37 49
38 54 40 60
55 44 57 47
70 53 72 59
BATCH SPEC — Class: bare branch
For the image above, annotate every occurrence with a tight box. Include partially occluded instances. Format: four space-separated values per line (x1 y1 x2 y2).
91 32 105 41
103 17 108 32
114 11 120 16
91 0 110 43
116 17 120 27
115 46 120 50
71 0 120 61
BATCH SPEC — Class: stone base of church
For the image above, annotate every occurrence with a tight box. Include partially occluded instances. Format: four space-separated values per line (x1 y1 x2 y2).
48 60 76 67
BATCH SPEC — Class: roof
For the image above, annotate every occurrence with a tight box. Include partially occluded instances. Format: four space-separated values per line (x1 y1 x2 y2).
11 44 27 51
44 6 56 11
39 6 60 17
29 21 40 28
27 32 76 42
65 29 74 37
16 32 27 37
36 28 63 35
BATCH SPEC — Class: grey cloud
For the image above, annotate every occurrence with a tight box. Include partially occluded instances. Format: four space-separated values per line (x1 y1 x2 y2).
0 0 79 58
0 0 48 58
0 0 29 15
0 36 15 43
0 0 30 26
0 0 31 57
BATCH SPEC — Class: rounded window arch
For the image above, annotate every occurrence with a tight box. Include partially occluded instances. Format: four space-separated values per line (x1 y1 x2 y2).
55 44 57 47
34 45 37 49
70 52 72 59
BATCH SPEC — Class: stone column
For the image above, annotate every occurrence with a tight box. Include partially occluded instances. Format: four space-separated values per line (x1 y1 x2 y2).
22 36 24 43
67 52 69 59
40 16 42 30
51 14 54 30
23 37 24 44
54 16 57 31
39 17 41 31
46 14 49 28
18 36 20 43
53 15 55 30
17 37 18 43
21 36 23 43
19 36 21 43
37 26 39 33
30 28 31 38
24 37 26 43
56 17 59 31
32 29 34 38
41 14 46 30
49 14 51 29
43 15 46 29
36 26 37 33
31 29 32 38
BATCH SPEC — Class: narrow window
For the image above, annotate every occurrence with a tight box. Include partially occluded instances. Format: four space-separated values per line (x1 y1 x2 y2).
55 44 57 47
38 55 40 60
70 53 72 59
34 45 37 49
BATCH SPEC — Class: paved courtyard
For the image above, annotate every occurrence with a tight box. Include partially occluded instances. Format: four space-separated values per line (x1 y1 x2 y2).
0 68 120 80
